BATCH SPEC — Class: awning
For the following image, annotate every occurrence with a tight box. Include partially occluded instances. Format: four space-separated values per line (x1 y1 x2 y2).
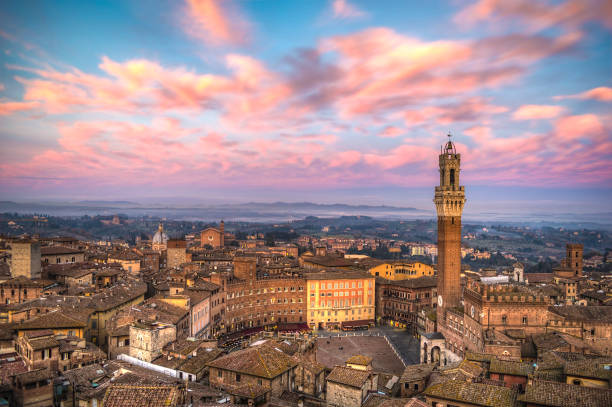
341 319 374 328
276 322 309 332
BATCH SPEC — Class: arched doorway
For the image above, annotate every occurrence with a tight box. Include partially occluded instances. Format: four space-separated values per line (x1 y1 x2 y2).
431 346 441 365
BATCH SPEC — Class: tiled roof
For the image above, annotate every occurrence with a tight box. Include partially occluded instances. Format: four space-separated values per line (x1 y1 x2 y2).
179 348 224 374
381 276 437 288
548 305 612 322
490 359 534 377
102 384 183 407
40 246 83 255
404 399 429 407
13 368 53 385
464 351 495 363
27 336 60 350
525 273 554 283
564 358 612 381
302 256 355 268
298 358 325 374
304 270 373 280
220 382 269 398
424 380 517 407
16 310 86 330
456 359 483 378
519 379 612 407
400 363 435 382
346 355 372 366
362 394 411 407
207 343 297 379
327 365 370 388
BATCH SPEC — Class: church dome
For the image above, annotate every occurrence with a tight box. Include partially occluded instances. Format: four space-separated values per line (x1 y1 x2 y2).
152 223 168 244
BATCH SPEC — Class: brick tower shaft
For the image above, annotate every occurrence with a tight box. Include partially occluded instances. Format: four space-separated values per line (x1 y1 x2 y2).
434 136 465 309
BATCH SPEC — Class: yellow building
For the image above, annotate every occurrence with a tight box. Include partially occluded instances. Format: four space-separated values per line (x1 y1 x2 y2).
16 310 86 338
306 271 375 330
107 251 141 273
368 261 433 280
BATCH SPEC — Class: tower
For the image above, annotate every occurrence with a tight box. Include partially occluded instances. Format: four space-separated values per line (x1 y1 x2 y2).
220 220 225 247
434 135 465 309
10 240 41 279
566 243 583 276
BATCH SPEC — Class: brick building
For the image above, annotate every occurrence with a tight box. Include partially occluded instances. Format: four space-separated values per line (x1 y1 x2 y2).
0 276 46 305
222 257 306 334
375 276 437 331
462 281 551 356
207 342 298 404
200 221 224 249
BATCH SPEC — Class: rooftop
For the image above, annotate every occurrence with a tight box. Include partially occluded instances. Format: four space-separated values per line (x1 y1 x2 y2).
207 343 297 379
327 365 371 388
519 379 612 407
102 384 184 407
425 379 516 407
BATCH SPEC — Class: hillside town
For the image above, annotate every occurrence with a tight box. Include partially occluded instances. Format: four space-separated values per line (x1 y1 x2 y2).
0 139 610 407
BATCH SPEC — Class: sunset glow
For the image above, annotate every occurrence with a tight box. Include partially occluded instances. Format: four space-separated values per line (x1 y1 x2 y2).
1 0 610 203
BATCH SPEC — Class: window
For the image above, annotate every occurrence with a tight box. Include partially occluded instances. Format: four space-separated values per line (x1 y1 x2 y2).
522 316 528 325
502 315 507 324
218 370 222 378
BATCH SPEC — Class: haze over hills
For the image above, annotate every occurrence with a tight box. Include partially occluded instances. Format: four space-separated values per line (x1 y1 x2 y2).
1 200 611 229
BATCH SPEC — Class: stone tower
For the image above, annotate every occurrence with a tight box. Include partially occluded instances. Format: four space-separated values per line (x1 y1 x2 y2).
10 240 41 279
566 243 583 276
434 135 465 309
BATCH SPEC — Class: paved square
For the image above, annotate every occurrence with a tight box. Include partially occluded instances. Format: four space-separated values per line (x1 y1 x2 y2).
316 335 405 376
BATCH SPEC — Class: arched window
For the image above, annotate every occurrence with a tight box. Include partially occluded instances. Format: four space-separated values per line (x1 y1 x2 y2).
450 169 455 186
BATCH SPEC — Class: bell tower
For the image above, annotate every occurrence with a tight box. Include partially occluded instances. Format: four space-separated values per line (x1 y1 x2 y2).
434 134 465 309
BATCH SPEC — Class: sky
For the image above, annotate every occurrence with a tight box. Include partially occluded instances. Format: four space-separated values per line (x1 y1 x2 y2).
0 0 611 213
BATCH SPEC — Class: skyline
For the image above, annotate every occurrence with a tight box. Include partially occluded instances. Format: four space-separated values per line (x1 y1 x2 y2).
1 0 611 209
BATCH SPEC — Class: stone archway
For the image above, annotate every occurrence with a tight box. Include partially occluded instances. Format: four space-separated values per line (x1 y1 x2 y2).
420 332 446 366
431 346 441 365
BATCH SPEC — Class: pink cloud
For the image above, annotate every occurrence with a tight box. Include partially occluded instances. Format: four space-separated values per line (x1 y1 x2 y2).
460 113 612 185
454 0 612 31
513 104 565 120
378 126 403 138
0 100 39 115
183 0 251 46
332 0 367 19
328 150 362 168
555 86 612 102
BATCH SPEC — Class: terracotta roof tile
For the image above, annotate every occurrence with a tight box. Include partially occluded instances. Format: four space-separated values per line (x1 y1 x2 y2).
102 384 184 407
519 379 612 406
207 343 297 379
424 380 517 407
327 366 370 388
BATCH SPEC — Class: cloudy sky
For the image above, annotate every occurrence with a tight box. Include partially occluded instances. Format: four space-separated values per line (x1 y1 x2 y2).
0 0 611 211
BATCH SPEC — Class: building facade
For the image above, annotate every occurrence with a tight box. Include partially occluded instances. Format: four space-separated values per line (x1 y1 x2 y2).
306 271 375 330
